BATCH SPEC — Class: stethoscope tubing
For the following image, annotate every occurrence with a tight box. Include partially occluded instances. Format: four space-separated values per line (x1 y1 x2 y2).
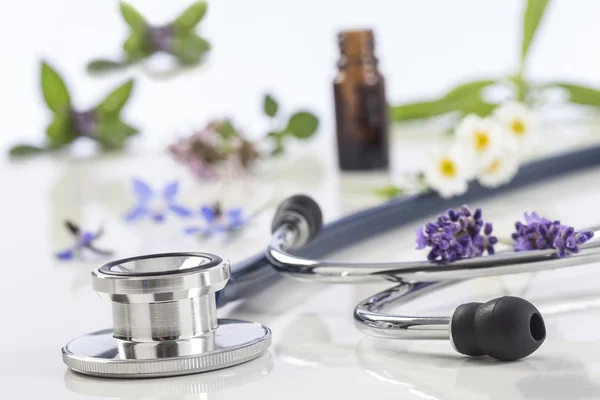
218 145 600 307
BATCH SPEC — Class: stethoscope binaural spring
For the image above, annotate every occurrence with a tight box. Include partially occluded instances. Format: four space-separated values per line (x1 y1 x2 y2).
266 194 600 361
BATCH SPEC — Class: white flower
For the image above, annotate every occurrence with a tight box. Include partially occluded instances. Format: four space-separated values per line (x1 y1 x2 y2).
455 114 508 169
424 146 471 198
493 101 538 155
477 149 520 188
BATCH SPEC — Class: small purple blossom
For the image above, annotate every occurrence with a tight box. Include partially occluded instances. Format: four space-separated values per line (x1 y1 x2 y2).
168 123 225 180
149 25 174 53
55 221 113 261
512 212 594 257
184 203 249 237
416 205 497 262
124 179 193 223
71 109 98 137
168 120 259 181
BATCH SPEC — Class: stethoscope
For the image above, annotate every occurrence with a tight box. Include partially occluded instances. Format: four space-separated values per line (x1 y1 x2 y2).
62 145 600 378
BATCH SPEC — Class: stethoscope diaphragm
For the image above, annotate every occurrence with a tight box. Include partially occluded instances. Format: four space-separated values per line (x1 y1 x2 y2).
62 252 271 378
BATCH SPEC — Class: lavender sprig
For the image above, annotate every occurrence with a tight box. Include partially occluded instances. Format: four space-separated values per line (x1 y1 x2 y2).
416 205 498 262
512 212 594 257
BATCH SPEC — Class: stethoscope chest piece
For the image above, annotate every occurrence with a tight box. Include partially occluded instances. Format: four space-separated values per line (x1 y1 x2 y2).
62 252 271 378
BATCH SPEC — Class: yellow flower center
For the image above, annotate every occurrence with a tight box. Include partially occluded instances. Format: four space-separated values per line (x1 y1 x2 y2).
510 119 526 136
473 131 490 152
485 159 502 174
438 158 457 178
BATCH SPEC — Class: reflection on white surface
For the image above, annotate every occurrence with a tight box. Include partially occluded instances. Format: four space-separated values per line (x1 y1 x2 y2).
64 352 273 399
357 338 600 400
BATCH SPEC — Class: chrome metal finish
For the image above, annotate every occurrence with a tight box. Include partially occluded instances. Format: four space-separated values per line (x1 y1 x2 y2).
354 282 453 339
268 228 600 284
272 212 311 250
63 252 272 378
268 223 600 340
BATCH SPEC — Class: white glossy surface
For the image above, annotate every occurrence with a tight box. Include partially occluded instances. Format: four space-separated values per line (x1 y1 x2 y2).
3 135 600 399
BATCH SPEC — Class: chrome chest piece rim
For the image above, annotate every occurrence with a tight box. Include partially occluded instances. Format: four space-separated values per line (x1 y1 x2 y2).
62 252 271 378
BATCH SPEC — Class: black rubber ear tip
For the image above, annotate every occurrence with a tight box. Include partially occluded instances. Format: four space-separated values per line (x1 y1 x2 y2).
271 194 323 241
451 296 546 361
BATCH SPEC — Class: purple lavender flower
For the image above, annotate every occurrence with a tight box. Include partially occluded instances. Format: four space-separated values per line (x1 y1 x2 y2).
416 205 497 262
512 212 594 257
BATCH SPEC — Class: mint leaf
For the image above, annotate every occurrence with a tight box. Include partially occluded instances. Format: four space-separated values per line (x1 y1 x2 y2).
87 59 127 74
119 1 147 32
97 79 134 117
96 118 139 150
263 94 279 117
521 0 550 68
46 112 77 146
173 1 208 34
286 112 319 139
41 62 71 113
123 31 153 61
171 33 211 64
9 144 46 157
552 83 600 106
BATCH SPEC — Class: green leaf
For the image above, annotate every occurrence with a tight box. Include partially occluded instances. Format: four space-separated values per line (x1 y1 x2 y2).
86 59 127 74
216 120 237 138
123 31 153 61
172 1 208 34
46 112 77 146
41 62 71 113
373 185 405 200
9 144 46 157
96 118 139 150
520 0 550 68
552 82 600 106
441 80 497 102
263 94 279 117
119 1 147 32
390 79 496 121
171 33 211 64
97 79 134 117
285 112 319 139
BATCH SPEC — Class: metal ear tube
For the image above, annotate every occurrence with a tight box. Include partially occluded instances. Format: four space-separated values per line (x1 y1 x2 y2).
62 252 271 378
266 194 600 361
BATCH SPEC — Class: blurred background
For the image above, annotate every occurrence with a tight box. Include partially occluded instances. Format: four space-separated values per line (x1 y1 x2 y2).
2 0 600 153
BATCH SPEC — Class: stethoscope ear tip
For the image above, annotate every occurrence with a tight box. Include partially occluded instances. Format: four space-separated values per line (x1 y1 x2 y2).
271 194 323 242
451 296 546 361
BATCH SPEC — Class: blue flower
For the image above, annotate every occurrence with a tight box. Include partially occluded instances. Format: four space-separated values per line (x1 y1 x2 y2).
184 204 249 236
124 179 193 222
55 222 113 261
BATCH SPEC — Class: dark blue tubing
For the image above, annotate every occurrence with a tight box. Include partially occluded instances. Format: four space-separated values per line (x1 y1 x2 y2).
217 145 600 307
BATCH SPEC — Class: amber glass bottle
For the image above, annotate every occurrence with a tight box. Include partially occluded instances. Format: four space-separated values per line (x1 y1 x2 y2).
334 29 389 171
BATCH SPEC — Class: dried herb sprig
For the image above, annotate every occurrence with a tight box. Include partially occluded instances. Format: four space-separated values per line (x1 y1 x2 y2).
169 93 319 179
